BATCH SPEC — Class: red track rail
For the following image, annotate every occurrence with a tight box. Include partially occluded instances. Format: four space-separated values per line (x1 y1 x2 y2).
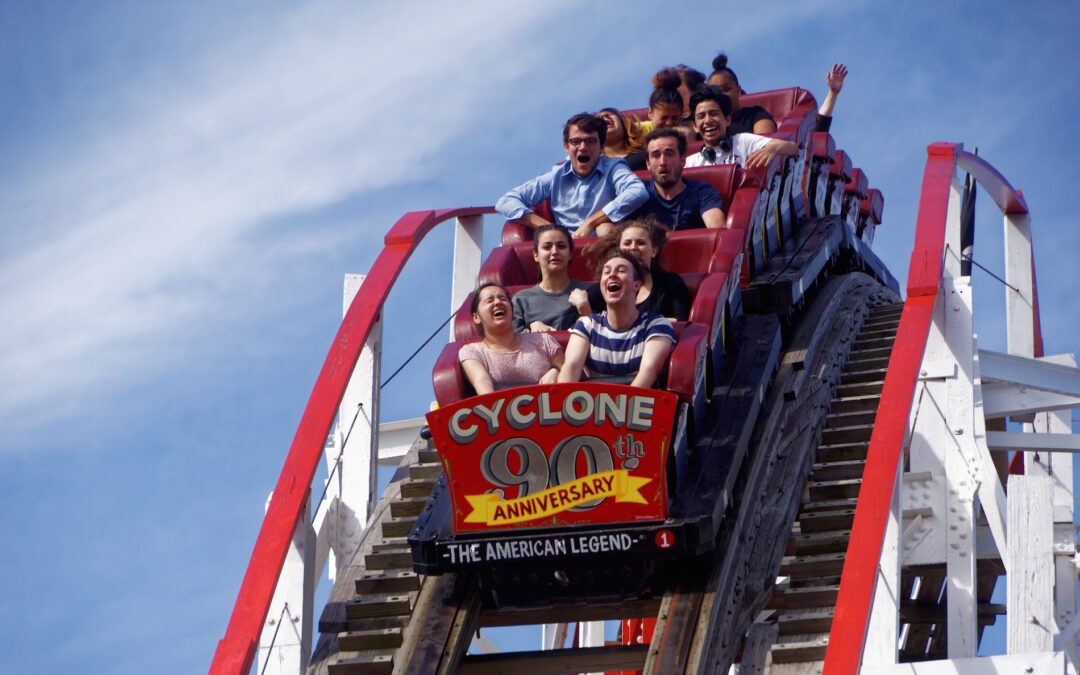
821 144 1039 673
209 206 494 675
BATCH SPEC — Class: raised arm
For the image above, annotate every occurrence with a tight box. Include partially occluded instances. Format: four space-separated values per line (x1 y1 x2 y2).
818 63 847 119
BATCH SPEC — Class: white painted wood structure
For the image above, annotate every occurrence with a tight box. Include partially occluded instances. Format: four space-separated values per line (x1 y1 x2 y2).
855 148 1080 673
256 216 487 675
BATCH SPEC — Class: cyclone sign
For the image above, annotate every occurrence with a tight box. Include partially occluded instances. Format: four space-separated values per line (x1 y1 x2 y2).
425 383 676 534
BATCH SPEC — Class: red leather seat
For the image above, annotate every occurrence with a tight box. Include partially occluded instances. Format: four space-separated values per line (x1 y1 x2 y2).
860 188 884 224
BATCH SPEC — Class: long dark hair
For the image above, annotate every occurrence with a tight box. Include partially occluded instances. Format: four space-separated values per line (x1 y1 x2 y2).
470 282 511 335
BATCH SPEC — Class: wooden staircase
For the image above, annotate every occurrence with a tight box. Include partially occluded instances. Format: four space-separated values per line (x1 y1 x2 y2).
766 303 902 673
307 441 445 675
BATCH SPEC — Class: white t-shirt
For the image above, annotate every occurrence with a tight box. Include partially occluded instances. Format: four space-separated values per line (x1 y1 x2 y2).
685 132 772 168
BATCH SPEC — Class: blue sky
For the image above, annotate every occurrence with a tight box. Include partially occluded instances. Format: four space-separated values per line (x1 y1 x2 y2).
1 2 1078 673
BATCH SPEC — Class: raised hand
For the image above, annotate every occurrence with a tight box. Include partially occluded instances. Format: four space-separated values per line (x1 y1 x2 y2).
826 63 848 93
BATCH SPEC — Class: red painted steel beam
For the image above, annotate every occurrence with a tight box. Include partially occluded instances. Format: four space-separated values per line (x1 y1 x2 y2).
821 143 959 674
209 206 494 675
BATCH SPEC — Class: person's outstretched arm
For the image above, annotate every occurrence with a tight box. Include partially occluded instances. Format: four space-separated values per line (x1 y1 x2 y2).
815 63 848 132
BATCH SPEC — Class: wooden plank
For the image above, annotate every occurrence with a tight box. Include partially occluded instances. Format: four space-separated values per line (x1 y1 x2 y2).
777 609 835 635
479 597 662 627
363 550 412 570
815 442 869 463
328 652 394 675
399 480 435 499
834 380 884 398
458 645 649 674
827 396 880 415
1007 474 1054 653
408 464 442 481
767 585 839 610
370 539 408 553
810 460 865 482
345 595 413 620
819 425 873 445
769 637 828 664
824 410 877 429
380 516 416 539
839 368 888 385
786 530 850 556
338 627 404 651
389 497 427 518
355 571 420 595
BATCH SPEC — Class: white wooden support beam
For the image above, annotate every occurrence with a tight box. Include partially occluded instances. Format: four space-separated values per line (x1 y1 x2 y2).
944 280 978 657
1008 474 1055 655
326 274 382 581
1003 211 1036 359
259 493 315 675
449 215 483 339
860 651 1066 674
580 620 606 675
864 461 901 666
943 169 966 280
987 432 1080 454
982 381 1080 420
905 289 950 566
377 418 427 466
980 350 1080 399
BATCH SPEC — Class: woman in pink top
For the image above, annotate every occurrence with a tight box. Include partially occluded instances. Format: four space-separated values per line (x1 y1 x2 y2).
459 283 565 395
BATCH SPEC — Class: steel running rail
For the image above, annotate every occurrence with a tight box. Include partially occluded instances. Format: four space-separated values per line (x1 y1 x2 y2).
209 206 495 675
821 142 1041 674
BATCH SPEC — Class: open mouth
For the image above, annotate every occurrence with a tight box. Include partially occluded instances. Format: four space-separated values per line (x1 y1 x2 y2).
605 280 623 294
492 307 507 319
576 153 590 163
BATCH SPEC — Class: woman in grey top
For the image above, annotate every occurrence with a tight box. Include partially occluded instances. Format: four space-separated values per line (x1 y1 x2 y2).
512 224 591 332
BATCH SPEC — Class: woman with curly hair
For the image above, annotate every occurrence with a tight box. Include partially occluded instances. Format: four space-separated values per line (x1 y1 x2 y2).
570 215 690 322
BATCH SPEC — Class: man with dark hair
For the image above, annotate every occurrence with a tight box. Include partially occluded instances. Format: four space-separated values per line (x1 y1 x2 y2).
496 112 648 239
560 249 674 388
633 128 727 230
685 87 797 170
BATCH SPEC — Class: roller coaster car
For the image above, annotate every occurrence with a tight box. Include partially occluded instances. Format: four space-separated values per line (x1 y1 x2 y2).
409 86 888 604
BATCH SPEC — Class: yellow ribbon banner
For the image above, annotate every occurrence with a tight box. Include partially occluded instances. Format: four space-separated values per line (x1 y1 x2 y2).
464 470 652 526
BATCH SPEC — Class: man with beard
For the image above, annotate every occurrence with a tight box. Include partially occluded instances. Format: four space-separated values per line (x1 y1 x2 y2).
633 128 727 230
496 113 648 239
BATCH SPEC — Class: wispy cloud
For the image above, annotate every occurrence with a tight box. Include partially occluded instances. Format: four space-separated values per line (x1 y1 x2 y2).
0 1 575 442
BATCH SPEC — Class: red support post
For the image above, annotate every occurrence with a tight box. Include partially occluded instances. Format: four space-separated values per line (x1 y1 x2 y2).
209 207 493 675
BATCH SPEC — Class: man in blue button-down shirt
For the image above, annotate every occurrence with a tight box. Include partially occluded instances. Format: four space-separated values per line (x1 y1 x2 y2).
495 113 648 239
